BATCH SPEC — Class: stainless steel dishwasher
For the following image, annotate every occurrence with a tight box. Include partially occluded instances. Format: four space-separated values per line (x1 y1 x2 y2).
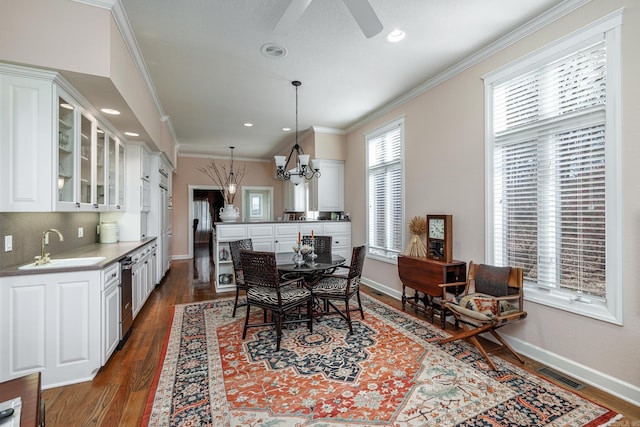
118 256 134 349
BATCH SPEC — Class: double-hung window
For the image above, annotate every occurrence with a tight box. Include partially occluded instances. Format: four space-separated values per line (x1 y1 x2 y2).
484 13 622 324
366 118 404 261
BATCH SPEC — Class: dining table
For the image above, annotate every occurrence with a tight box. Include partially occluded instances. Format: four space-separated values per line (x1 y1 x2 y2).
276 252 346 285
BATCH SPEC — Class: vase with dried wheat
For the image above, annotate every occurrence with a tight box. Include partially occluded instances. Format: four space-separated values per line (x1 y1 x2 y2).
403 215 428 257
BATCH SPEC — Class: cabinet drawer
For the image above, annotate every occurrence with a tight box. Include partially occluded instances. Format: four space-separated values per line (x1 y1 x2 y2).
248 224 274 239
217 224 247 239
275 223 299 236
101 262 120 290
331 234 350 249
299 223 320 235
324 222 350 234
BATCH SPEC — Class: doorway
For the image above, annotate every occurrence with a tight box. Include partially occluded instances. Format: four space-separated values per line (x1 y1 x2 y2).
188 185 224 259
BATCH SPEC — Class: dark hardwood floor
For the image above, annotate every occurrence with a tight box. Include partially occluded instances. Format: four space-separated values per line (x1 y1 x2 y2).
42 245 639 426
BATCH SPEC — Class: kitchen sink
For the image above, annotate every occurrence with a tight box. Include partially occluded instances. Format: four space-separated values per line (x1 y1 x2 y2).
18 256 106 270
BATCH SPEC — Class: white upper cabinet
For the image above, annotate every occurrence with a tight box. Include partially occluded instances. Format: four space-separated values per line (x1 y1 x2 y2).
107 134 126 211
283 180 307 212
56 91 105 212
0 69 55 212
0 64 127 212
308 159 344 212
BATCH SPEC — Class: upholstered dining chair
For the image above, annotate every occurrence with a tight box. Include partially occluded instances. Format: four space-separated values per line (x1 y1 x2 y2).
240 249 313 351
229 238 253 317
437 261 527 370
311 245 366 335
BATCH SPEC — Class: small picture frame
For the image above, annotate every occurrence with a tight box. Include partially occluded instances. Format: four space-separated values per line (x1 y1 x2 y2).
284 213 295 221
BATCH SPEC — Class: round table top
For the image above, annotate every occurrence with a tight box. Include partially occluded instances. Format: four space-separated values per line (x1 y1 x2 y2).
276 252 346 273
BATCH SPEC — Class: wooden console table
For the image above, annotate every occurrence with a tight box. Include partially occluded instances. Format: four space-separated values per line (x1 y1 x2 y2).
0 372 44 426
397 255 466 329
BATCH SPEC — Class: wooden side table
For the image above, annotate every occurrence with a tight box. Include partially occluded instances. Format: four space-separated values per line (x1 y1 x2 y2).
397 255 466 328
0 372 44 427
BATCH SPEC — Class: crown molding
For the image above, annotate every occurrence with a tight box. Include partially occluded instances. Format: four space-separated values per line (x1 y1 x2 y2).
73 0 180 146
346 0 593 134
312 126 346 135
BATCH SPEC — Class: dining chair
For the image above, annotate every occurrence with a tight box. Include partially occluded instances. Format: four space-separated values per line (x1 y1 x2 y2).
228 238 253 317
437 261 527 370
302 235 332 255
240 249 313 351
310 245 366 335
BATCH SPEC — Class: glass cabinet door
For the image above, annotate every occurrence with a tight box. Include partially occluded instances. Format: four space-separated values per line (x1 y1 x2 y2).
96 126 106 207
108 134 116 206
118 142 125 208
79 113 94 205
57 97 76 204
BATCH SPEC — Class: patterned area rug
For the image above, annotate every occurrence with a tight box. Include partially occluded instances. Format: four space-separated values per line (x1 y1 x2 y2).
142 295 621 426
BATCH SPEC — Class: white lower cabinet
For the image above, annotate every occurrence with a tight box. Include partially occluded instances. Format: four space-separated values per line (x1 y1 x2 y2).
0 270 102 388
102 283 120 365
101 262 120 365
132 242 155 318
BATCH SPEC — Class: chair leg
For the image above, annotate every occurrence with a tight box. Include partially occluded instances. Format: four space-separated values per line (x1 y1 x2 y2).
489 329 526 364
242 304 251 340
274 313 282 352
356 291 364 319
467 332 498 370
232 287 240 317
344 299 353 335
307 300 313 333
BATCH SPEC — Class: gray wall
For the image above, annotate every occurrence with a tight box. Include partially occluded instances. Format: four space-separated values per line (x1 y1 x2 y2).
0 212 99 269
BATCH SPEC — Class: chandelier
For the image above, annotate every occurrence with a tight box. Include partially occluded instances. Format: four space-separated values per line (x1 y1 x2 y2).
274 80 320 185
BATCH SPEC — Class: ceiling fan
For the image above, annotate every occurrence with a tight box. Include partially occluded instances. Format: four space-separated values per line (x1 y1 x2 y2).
274 0 383 38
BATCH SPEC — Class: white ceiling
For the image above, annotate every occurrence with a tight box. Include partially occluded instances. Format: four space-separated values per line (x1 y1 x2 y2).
118 0 569 160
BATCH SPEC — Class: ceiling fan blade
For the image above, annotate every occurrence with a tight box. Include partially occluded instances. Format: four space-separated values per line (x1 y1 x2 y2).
273 0 313 35
342 0 383 38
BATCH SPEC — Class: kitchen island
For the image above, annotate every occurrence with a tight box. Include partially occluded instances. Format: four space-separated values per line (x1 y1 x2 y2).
214 220 351 292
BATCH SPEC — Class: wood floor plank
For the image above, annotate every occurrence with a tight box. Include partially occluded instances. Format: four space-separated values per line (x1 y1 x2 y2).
41 247 639 426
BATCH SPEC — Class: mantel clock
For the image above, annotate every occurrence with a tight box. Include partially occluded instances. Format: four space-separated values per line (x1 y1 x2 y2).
426 214 452 262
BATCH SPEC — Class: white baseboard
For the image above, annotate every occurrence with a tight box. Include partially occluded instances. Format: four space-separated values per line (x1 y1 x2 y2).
360 276 402 300
361 276 640 408
503 333 640 408
172 254 191 260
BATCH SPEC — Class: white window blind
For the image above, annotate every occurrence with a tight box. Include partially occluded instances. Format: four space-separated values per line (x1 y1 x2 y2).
366 119 404 260
492 40 608 298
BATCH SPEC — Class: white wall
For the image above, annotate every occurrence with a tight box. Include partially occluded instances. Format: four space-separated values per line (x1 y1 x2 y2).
346 0 640 405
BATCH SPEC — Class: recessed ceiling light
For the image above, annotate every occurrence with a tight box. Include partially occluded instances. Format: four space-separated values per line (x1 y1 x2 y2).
124 132 139 137
244 123 253 127
60 103 74 110
386 29 406 43
282 127 291 132
101 108 120 115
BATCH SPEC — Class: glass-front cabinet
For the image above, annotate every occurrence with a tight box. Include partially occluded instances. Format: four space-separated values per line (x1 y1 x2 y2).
79 112 94 207
118 142 125 208
96 126 106 206
107 134 126 211
56 89 120 212
57 96 76 206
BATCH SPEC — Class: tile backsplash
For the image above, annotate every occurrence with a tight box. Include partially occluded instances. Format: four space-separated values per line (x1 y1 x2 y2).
0 212 99 269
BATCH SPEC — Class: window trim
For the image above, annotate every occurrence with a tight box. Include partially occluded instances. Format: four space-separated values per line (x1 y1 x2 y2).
483 11 623 325
365 117 405 264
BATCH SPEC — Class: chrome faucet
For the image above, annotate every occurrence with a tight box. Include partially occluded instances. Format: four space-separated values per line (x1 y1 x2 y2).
35 229 64 265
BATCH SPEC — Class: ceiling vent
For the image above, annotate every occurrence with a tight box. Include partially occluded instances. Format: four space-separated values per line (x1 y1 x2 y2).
261 43 287 58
